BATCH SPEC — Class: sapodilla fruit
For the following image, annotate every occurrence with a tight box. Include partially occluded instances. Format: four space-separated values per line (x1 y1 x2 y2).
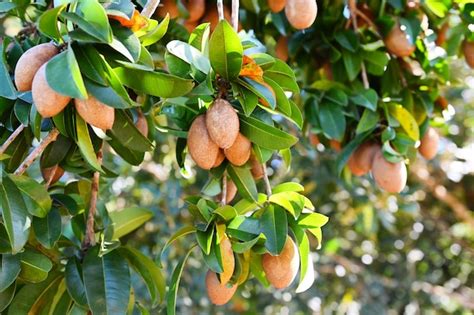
187 115 220 170
250 156 264 180
285 0 317 30
14 42 58 91
32 64 71 118
185 0 206 22
219 236 235 284
136 112 148 136
74 95 115 130
157 0 180 19
212 150 225 168
206 271 237 305
262 236 300 289
41 165 65 185
206 99 239 149
463 40 474 68
419 127 439 160
275 36 289 61
371 150 407 193
218 179 237 203
224 133 251 166
347 142 380 176
268 0 286 13
384 24 416 57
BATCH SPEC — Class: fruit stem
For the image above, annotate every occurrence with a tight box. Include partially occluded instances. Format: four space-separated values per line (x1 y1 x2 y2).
348 0 370 90
141 0 161 19
217 0 225 21
14 128 60 176
221 171 228 206
82 148 103 250
0 124 25 155
262 163 272 197
231 0 239 31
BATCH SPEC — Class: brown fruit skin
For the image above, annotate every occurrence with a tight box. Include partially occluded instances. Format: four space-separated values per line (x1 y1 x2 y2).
250 156 264 180
262 237 300 289
205 271 237 305
157 0 180 19
74 96 115 130
463 40 474 68
347 142 380 176
212 150 225 168
219 236 235 284
184 20 198 32
217 179 237 203
206 99 239 149
187 115 220 170
14 43 58 92
329 139 342 152
436 96 448 110
371 150 407 193
268 0 286 13
384 25 416 58
136 112 148 136
436 22 449 46
32 64 71 118
275 36 289 62
285 0 317 30
185 0 206 22
419 127 439 160
41 165 64 185
224 133 251 166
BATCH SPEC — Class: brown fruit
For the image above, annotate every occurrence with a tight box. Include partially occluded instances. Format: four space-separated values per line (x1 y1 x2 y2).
463 40 474 68
268 0 286 13
309 133 320 146
14 42 58 91
219 236 235 284
262 237 300 289
217 179 237 203
224 133 251 166
202 6 231 31
187 115 220 170
275 36 289 61
157 0 180 19
329 139 342 152
322 62 333 80
355 4 374 28
136 112 148 136
436 22 449 46
371 150 407 193
74 95 115 130
41 165 65 185
184 20 198 32
185 0 206 22
206 271 237 305
250 156 264 180
436 96 448 110
206 99 239 149
285 0 317 30
347 142 380 176
419 127 439 160
384 25 416 57
212 149 225 168
32 64 71 118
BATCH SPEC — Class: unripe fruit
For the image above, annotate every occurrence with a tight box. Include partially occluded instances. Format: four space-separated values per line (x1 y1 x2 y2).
185 0 206 22
32 64 71 118
250 156 264 180
157 0 180 19
206 271 237 305
74 95 115 130
212 150 225 168
262 237 300 289
219 236 235 284
371 150 407 193
41 165 64 185
419 127 439 160
187 115 220 170
275 36 289 61
136 112 148 136
14 42 58 91
224 133 251 166
347 142 380 176
268 0 286 13
463 40 474 68
206 99 239 149
285 0 317 30
384 25 416 58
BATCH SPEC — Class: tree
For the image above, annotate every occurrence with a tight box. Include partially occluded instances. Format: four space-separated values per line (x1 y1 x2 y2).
0 0 473 314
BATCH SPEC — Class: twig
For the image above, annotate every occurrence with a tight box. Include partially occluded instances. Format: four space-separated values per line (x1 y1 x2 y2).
217 0 225 21
141 0 161 19
348 0 370 89
82 149 103 250
0 124 25 155
45 164 59 187
231 0 239 31
221 171 228 206
262 163 272 197
14 128 60 176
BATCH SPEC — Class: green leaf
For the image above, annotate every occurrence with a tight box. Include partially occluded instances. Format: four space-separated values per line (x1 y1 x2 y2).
342 50 361 81
260 205 288 255
8 174 52 218
350 89 379 111
362 50 389 76
65 257 88 307
318 102 346 141
234 84 258 116
107 110 153 152
249 252 269 287
0 41 17 100
250 53 276 69
188 23 210 52
231 235 261 253
75 113 102 172
227 164 258 202
38 4 67 41
119 246 165 307
325 89 348 107
77 0 113 43
0 255 21 292
83 247 130 315
19 249 53 283
269 191 306 218
166 246 194 315
208 20 243 80
239 77 276 109
112 27 141 63
227 216 260 241
264 59 299 93
239 115 298 150
167 40 211 74
298 213 329 228
0 282 15 312
272 182 304 194
356 108 379 134
158 226 196 267
84 79 132 109
290 225 313 293
141 15 170 46
213 205 238 222
388 104 420 141
32 208 62 248
46 47 88 99
109 207 153 240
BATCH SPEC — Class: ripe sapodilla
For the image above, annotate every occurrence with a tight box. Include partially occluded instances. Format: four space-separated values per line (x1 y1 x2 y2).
250 156 264 180
347 142 380 176
74 95 115 130
32 63 71 118
212 150 225 168
14 42 58 91
285 0 317 30
224 133 251 166
275 36 289 61
206 270 237 305
463 40 474 68
206 99 239 149
219 236 235 284
262 236 300 289
419 127 439 160
187 115 220 170
268 0 286 13
218 179 238 203
184 0 206 22
384 24 416 57
371 150 407 193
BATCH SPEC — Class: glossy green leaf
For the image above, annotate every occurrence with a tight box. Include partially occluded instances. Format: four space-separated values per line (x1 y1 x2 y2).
318 102 346 141
209 20 243 80
109 207 154 239
0 41 17 100
239 77 276 109
141 15 170 46
291 225 313 293
84 79 132 109
298 213 329 228
342 50 361 81
350 89 379 111
0 255 20 292
272 182 304 194
19 249 53 283
65 257 88 307
112 27 141 62
213 205 238 221
356 108 379 134
8 174 52 218
107 110 153 152
75 113 102 172
77 0 113 43
38 4 66 41
260 205 288 255
239 115 298 150
234 84 258 116
263 59 299 93
188 22 210 52
0 282 15 312
167 246 194 315
158 226 196 267
227 164 258 202
167 40 211 74
32 207 62 248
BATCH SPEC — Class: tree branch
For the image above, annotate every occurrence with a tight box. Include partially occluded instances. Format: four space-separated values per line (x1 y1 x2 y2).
221 171 228 206
231 0 239 31
141 0 161 19
0 124 25 155
348 0 370 89
262 163 272 197
14 128 60 176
